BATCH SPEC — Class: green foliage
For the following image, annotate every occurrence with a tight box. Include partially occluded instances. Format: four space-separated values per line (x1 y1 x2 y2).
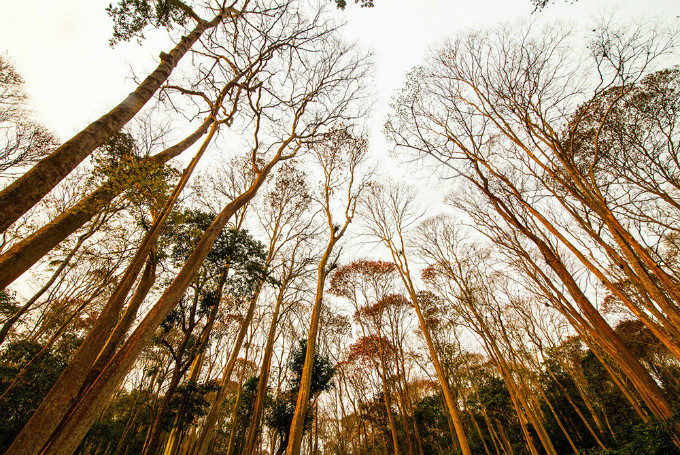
0 289 20 319
163 380 219 431
469 376 514 426
106 0 189 46
288 339 336 397
167 209 270 296
413 394 453 454
225 375 262 455
585 419 680 455
79 388 154 454
265 340 336 450
91 132 180 213
0 341 67 452
335 0 374 9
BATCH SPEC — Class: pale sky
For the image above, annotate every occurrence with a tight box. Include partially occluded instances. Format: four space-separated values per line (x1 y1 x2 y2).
1 0 677 143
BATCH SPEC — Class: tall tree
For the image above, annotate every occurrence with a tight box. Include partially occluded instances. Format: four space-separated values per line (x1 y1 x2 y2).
286 126 371 455
0 0 245 233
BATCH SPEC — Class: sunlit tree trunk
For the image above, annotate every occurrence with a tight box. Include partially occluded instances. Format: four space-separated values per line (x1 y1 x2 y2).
162 271 226 455
0 7 234 233
0 117 212 289
244 278 287 454
286 127 369 455
0 214 101 346
4 124 219 455
225 337 252 455
192 279 264 455
286 233 337 455
31 150 282 455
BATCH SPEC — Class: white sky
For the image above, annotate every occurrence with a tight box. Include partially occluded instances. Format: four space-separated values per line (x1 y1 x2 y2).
1 0 677 279
0 0 677 143
0 1 677 323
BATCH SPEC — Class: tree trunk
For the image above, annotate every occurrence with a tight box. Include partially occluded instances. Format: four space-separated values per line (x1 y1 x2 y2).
192 279 265 455
4 125 217 455
0 117 212 289
477 179 677 427
142 366 184 455
285 233 337 455
244 278 287 454
395 265 472 455
0 220 95 346
20 149 280 455
162 271 226 455
0 10 229 233
225 340 252 455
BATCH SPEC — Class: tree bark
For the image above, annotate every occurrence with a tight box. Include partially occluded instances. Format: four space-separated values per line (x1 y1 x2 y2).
0 116 212 289
243 277 287 454
0 10 228 233
192 280 263 455
4 124 218 455
0 219 96 346
35 157 275 454
392 256 473 455
285 232 336 455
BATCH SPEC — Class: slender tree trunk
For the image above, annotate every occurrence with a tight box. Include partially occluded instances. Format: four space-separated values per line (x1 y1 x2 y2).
0 117 212 289
25 151 280 455
464 400 492 455
162 271 226 455
0 220 95 346
113 401 143 455
142 366 184 455
478 179 677 426
539 385 579 454
0 9 230 233
399 275 472 455
4 125 218 455
192 280 264 455
225 340 252 455
244 278 287 454
393 352 416 455
375 330 402 455
285 232 338 455
544 364 607 450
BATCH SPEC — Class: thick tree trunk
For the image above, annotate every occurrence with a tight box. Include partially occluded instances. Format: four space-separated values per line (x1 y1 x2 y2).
35 159 276 454
88 255 158 387
0 11 227 234
0 117 212 290
4 125 217 455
